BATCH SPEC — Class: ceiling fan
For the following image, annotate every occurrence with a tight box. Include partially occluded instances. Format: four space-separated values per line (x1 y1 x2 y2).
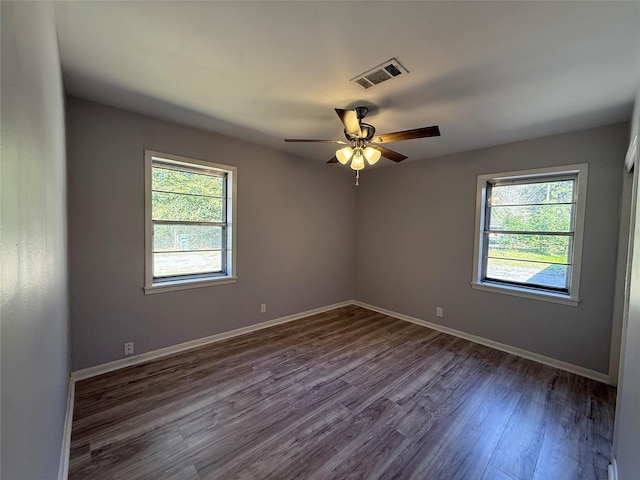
284 106 440 184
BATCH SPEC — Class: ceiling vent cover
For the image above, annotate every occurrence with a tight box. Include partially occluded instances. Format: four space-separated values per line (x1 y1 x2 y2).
350 58 409 90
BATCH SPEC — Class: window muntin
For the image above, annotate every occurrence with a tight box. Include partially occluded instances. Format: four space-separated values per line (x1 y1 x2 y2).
472 164 588 305
145 151 236 293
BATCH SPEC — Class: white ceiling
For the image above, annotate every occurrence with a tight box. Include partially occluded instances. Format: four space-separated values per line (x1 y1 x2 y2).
54 1 640 166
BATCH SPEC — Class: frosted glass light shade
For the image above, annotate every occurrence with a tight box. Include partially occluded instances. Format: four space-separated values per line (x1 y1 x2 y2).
351 150 365 170
364 147 381 165
336 147 353 164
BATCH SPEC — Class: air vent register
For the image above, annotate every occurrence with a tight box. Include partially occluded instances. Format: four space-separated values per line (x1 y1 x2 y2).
350 58 408 90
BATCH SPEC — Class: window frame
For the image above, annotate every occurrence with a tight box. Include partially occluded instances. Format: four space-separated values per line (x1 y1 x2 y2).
144 150 237 294
471 163 588 306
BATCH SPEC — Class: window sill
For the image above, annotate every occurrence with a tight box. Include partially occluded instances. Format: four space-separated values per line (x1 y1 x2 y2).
470 281 579 306
145 276 237 295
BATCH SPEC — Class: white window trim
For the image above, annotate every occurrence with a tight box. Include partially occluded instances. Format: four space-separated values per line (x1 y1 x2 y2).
471 163 588 307
144 150 237 294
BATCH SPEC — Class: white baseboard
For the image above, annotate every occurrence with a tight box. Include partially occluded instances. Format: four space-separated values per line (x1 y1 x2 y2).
352 301 610 384
608 459 618 480
58 377 75 480
71 300 353 382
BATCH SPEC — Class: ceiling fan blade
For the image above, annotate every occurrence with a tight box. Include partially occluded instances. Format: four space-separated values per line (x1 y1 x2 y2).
335 108 362 137
327 156 339 164
284 139 347 144
374 126 440 143
373 145 408 162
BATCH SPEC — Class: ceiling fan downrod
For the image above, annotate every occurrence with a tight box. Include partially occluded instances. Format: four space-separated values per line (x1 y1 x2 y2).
355 106 368 121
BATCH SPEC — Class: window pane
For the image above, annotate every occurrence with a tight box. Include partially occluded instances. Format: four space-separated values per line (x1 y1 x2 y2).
154 224 222 251
490 180 573 206
486 258 568 290
487 233 570 264
154 251 222 278
488 204 573 232
152 191 223 222
153 167 224 197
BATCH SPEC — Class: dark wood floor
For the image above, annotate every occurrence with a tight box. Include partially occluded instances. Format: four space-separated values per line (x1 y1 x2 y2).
69 305 615 480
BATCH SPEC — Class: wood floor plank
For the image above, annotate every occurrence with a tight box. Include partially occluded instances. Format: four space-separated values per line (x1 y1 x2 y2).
489 398 547 480
376 352 514 479
187 377 358 478
69 422 198 480
436 383 521 479
326 427 410 480
481 465 516 480
261 397 406 480
212 403 354 480
69 305 616 480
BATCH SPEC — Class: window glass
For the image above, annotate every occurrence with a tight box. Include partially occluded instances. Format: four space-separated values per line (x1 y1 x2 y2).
483 178 575 292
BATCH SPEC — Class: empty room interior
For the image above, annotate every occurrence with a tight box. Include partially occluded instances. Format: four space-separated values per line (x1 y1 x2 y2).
2 1 640 480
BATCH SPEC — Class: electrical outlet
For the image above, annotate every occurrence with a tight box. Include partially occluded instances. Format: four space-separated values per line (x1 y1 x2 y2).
436 307 443 318
260 303 267 313
124 342 134 356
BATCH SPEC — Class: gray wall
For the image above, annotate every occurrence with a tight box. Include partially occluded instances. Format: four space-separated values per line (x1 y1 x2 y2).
612 86 640 480
354 123 629 374
1 2 70 479
67 97 356 370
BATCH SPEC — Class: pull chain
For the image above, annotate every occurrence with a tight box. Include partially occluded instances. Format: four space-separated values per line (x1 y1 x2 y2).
355 170 360 186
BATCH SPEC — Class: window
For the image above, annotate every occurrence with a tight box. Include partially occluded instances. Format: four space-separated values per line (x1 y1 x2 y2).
144 150 236 294
472 164 588 306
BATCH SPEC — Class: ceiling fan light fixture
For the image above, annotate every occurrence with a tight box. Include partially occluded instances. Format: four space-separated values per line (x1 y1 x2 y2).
363 146 381 165
284 105 440 184
336 146 353 164
350 149 365 171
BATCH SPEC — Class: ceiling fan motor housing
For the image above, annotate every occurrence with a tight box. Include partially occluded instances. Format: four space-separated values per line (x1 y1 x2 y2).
342 106 375 141
345 122 375 142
